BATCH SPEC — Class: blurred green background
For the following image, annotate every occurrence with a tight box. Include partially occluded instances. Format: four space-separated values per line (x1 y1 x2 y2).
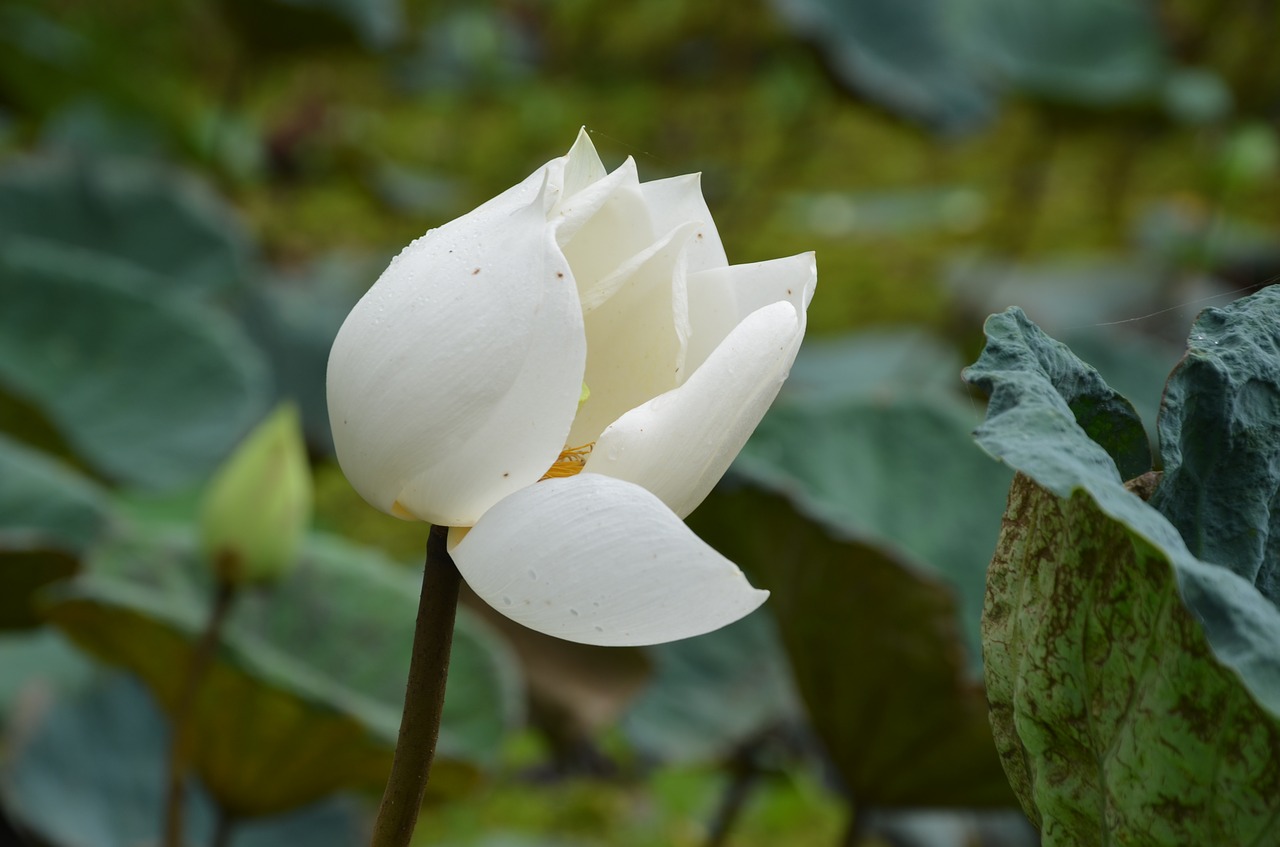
0 0 1277 845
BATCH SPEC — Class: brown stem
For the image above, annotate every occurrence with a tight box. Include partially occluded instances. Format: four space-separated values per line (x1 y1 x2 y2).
210 807 235 847
162 574 239 847
704 741 764 847
369 524 462 847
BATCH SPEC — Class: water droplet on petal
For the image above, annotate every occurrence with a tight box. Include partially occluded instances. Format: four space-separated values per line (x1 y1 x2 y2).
527 568 538 580
501 596 513 606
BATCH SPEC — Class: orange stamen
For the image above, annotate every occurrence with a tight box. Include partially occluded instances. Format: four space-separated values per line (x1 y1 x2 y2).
540 442 595 480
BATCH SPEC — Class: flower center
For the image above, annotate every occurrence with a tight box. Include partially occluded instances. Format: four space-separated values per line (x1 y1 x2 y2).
540 442 595 480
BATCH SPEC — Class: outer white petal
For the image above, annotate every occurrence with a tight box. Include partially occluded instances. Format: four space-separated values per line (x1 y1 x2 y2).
685 252 817 376
640 174 728 273
449 474 768 646
567 222 695 446
585 300 804 518
327 180 585 526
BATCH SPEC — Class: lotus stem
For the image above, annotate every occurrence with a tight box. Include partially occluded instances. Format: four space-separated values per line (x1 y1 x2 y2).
162 571 239 847
369 523 462 847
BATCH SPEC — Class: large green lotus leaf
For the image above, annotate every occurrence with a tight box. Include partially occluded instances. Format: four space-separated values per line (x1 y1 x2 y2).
964 301 1280 843
0 629 92 719
735 395 1011 664
778 328 967 405
0 435 109 628
767 0 995 134
623 609 800 763
44 527 522 817
770 0 1167 133
960 0 1168 106
1 672 366 847
1150 285 1280 601
689 486 1014 807
0 433 108 550
0 244 270 489
236 255 377 456
0 156 252 299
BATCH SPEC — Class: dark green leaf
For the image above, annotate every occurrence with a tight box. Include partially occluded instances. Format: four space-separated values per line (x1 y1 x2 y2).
45 527 521 816
236 255 376 455
0 244 270 489
624 610 800 763
735 396 1011 664
0 630 91 719
690 486 1014 807
0 155 252 299
769 0 995 134
1 672 367 847
216 0 402 52
0 433 108 550
962 0 1168 106
0 435 109 628
1151 285 1280 601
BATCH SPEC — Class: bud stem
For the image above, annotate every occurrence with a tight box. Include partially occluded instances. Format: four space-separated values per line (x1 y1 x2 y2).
162 572 240 847
370 523 462 847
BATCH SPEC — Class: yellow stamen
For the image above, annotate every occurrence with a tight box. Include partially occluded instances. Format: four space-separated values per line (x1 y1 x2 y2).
540 442 595 480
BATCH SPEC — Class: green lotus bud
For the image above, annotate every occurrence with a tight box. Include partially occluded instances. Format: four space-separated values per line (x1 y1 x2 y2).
200 404 312 584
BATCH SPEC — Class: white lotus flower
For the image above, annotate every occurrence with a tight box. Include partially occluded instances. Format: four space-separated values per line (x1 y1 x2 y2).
327 129 816 646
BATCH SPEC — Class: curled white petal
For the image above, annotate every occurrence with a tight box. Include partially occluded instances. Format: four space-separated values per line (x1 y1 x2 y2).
568 222 696 446
640 174 728 273
586 299 805 519
685 252 817 375
327 185 585 526
449 474 768 646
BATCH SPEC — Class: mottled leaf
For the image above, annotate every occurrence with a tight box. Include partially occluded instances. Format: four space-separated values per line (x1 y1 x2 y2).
964 307 1151 484
1151 285 1280 601
985 474 1280 844
965 296 1280 843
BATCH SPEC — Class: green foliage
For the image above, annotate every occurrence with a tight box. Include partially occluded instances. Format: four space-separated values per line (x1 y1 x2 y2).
965 292 1280 844
735 333 1012 663
679 332 1017 809
0 434 109 628
2 672 367 847
0 433 108 551
0 156 253 299
0 244 269 488
771 0 1174 133
691 486 1014 808
44 525 522 816
1151 285 1280 599
624 611 800 763
216 0 403 52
